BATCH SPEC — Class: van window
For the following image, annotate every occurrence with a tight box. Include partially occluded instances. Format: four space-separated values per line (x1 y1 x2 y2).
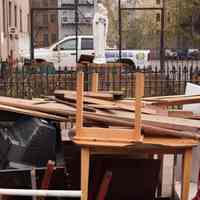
57 39 76 50
81 38 93 50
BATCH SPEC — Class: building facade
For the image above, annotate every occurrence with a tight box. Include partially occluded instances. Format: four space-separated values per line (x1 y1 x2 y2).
58 0 94 40
30 0 58 48
0 0 30 62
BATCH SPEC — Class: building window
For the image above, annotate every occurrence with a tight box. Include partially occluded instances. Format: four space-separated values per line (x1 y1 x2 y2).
2 0 7 35
51 33 57 43
43 14 48 25
43 33 49 46
20 9 23 32
50 14 56 23
27 14 30 33
156 0 161 4
9 1 12 26
167 12 171 23
49 0 55 6
32 0 40 8
42 0 48 7
156 13 161 22
14 5 17 28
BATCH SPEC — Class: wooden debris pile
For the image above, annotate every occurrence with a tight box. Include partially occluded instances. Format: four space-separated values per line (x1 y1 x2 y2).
0 91 199 141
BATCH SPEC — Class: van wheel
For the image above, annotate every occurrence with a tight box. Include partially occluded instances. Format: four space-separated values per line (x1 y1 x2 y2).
35 59 46 64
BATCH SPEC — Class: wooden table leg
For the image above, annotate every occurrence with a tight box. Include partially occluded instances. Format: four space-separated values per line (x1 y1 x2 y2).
81 147 90 200
181 148 192 200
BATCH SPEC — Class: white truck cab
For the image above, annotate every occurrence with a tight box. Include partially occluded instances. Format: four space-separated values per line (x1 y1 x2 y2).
22 35 150 70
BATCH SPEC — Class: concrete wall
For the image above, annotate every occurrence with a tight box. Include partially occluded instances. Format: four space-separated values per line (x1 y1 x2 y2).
0 0 30 62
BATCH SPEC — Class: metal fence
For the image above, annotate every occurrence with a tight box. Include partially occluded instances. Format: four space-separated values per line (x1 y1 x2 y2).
0 60 200 99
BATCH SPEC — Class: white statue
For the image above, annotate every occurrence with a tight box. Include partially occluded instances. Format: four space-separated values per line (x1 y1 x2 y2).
93 2 108 64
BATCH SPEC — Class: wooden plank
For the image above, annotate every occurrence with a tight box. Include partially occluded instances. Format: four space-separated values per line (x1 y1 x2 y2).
75 127 141 143
76 72 84 137
61 91 140 112
189 115 200 120
134 73 144 140
74 137 198 148
142 125 200 140
81 147 90 200
55 90 124 101
141 114 200 132
91 147 185 155
91 73 99 93
145 95 200 106
0 97 76 117
181 148 193 200
107 110 200 132
121 94 200 106
144 94 189 101
168 110 194 118
0 104 67 121
74 139 133 148
144 138 198 147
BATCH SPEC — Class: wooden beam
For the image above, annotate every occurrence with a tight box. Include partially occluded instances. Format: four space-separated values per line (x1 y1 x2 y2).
78 127 140 142
181 148 192 200
134 73 144 140
81 147 90 200
76 71 84 137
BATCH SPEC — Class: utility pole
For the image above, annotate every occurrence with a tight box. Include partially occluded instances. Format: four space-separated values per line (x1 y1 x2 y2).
118 0 122 61
30 8 34 60
75 0 79 63
160 0 165 71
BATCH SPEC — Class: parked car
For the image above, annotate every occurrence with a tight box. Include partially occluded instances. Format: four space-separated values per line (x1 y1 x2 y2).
175 49 189 60
165 49 178 59
188 49 200 59
20 35 150 70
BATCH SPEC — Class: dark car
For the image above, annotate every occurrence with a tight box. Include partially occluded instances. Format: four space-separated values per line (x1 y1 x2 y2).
176 49 189 60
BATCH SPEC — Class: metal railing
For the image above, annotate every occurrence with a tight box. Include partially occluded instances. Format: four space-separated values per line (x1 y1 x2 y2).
0 60 199 99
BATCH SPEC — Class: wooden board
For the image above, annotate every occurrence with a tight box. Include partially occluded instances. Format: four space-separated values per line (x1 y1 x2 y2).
54 90 124 101
0 104 67 121
144 94 200 106
61 92 159 114
74 137 199 148
0 97 76 117
108 109 200 132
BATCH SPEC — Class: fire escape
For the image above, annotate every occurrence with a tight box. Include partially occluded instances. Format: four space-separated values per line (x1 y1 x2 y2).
60 0 94 34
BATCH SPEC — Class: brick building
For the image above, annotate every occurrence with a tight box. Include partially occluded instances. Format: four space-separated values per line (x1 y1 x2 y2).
0 0 30 61
30 0 58 47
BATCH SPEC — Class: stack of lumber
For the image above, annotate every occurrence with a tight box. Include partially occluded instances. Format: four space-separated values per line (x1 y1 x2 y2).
0 92 199 141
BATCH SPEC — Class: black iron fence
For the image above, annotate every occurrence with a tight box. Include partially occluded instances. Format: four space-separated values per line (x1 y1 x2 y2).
0 60 200 99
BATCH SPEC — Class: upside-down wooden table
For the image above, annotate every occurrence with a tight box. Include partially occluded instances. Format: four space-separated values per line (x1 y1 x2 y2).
73 71 199 200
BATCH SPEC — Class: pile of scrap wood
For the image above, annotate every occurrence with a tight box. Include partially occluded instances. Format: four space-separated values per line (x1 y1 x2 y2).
0 91 200 141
